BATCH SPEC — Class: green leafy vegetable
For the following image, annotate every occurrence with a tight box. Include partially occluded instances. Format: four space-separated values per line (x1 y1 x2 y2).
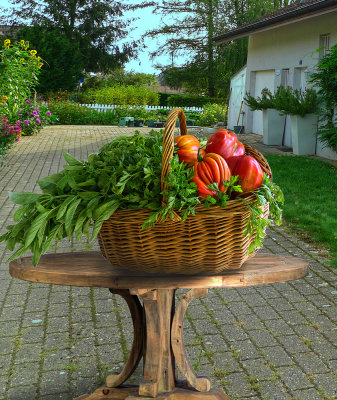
241 175 284 252
0 130 284 266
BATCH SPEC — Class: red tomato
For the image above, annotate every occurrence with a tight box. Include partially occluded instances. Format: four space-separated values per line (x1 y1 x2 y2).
205 129 245 159
174 135 205 164
191 153 231 198
226 155 263 194
233 140 245 157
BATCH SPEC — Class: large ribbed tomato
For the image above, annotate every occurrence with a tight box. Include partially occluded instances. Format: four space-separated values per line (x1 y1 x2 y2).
226 155 263 194
191 153 231 198
174 135 206 165
205 129 245 160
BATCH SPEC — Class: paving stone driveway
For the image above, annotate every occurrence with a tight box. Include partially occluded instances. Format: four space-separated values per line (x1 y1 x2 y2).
0 126 336 400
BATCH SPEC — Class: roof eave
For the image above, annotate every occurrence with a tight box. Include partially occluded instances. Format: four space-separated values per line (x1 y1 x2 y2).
213 1 337 44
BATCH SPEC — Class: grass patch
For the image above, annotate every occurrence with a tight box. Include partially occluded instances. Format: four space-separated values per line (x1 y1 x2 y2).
265 155 337 267
62 361 80 372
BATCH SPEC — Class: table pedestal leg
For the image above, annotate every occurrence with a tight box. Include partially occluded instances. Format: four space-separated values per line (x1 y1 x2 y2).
75 288 232 400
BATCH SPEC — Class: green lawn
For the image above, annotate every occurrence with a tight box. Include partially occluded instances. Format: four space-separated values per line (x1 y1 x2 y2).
265 154 337 267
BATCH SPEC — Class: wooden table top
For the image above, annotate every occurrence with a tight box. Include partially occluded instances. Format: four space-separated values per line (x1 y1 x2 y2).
9 252 309 289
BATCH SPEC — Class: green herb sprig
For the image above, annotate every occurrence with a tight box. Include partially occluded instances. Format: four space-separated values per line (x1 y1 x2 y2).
241 175 284 252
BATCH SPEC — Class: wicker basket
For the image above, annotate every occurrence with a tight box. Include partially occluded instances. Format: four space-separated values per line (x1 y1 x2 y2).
98 108 271 275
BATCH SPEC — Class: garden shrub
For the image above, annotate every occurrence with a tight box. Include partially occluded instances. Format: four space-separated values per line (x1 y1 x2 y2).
47 101 229 126
47 102 169 125
196 103 228 126
167 94 224 108
0 39 46 158
0 39 42 119
310 43 337 152
77 86 160 106
19 100 56 136
158 92 171 107
48 101 119 125
0 118 21 156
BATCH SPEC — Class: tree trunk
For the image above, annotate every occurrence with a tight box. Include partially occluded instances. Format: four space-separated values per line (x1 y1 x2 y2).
207 0 215 98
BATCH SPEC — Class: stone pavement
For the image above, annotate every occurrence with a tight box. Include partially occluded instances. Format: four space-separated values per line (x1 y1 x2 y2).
0 125 336 400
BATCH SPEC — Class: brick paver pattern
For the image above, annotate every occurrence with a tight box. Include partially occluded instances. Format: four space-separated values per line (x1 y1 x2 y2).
0 126 336 400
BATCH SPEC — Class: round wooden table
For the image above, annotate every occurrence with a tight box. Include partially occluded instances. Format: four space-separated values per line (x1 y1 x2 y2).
10 252 308 400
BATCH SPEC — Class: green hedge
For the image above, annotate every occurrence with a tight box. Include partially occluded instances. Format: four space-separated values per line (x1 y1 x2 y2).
158 92 171 107
77 85 160 106
48 101 119 125
167 94 225 107
48 101 166 125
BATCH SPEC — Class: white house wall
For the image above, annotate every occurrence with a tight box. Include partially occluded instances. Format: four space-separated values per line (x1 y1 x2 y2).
243 10 337 159
227 67 246 130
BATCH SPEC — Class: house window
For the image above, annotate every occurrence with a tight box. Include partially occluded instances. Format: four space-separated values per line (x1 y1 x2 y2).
281 69 289 87
319 34 330 59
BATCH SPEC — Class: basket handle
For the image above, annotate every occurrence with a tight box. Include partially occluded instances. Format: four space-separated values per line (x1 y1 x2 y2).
158 108 187 223
161 108 187 193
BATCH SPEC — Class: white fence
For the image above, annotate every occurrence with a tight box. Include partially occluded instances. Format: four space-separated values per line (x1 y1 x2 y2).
78 104 204 113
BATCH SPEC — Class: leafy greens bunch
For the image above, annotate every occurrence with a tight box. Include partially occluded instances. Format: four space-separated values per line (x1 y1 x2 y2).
0 131 198 264
0 130 284 266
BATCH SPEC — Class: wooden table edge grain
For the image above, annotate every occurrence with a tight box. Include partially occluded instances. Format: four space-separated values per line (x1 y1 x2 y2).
9 251 309 289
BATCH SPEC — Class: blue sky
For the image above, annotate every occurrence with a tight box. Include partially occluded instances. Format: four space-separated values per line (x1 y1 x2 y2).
0 0 183 75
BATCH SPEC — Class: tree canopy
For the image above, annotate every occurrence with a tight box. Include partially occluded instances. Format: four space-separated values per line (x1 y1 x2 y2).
148 0 295 99
0 0 153 91
17 25 83 93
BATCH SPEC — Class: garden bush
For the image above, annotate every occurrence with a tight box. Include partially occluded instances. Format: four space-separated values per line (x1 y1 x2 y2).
158 92 172 107
48 101 119 125
48 102 169 125
0 118 21 156
167 94 224 108
77 86 160 106
18 100 55 136
196 103 228 126
47 101 229 127
0 39 42 119
0 39 46 158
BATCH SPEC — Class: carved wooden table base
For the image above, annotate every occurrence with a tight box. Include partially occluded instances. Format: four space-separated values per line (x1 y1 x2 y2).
9 252 308 400
76 288 232 400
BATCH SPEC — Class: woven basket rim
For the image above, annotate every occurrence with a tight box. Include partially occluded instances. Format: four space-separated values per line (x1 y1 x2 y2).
107 193 259 216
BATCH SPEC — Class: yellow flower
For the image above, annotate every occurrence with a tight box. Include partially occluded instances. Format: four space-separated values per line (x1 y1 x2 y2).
30 50 37 56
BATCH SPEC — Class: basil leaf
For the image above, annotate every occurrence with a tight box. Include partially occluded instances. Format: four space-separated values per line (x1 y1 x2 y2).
65 198 81 237
9 192 41 205
63 152 82 166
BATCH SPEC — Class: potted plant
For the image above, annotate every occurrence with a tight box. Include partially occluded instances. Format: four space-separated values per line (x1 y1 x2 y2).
134 119 144 127
274 87 318 155
244 88 285 146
